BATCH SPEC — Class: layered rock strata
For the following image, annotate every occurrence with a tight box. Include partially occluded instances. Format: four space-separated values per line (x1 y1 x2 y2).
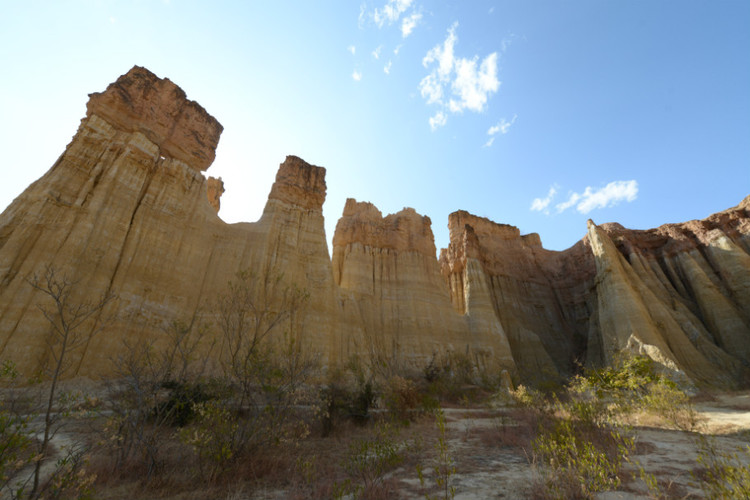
332 200 516 375
439 212 596 384
0 66 748 387
0 67 341 375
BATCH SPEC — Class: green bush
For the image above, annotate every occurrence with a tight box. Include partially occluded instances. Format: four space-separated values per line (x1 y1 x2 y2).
342 421 405 497
0 362 34 497
696 437 750 499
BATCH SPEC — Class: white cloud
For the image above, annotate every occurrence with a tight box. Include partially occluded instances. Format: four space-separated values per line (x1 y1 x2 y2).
448 52 499 112
401 12 422 38
352 70 363 81
488 114 517 136
419 73 443 104
372 45 383 59
576 180 639 213
419 22 501 128
554 180 639 214
384 61 392 74
483 137 495 148
358 3 367 29
394 44 402 55
348 45 356 55
109 16 116 24
531 186 558 214
429 111 447 131
555 193 581 213
422 22 457 79
373 0 413 27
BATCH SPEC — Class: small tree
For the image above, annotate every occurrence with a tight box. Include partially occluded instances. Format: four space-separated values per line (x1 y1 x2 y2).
25 265 114 498
105 315 213 479
180 269 316 477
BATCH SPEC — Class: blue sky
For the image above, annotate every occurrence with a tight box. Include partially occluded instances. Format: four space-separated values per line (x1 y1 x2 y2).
1 1 748 252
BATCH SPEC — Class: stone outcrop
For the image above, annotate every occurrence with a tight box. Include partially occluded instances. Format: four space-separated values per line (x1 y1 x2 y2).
0 66 748 387
86 66 223 170
332 200 516 375
206 177 225 212
584 206 750 386
439 212 596 384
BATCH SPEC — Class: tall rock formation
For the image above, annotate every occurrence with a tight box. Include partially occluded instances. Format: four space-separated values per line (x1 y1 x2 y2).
584 204 750 386
439 212 595 384
0 66 748 387
332 200 516 375
0 67 343 375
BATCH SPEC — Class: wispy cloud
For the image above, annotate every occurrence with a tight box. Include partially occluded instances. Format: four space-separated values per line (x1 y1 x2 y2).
501 36 514 53
372 45 383 59
358 3 367 29
429 111 447 131
531 185 559 214
572 181 639 214
348 45 356 55
373 0 414 27
487 114 517 137
555 193 580 213
419 22 500 130
384 61 392 74
532 181 639 215
531 180 639 215
352 70 363 81
401 11 422 38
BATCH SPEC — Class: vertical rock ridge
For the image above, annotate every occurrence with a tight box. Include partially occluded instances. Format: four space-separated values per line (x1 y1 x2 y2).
332 200 516 375
440 210 595 384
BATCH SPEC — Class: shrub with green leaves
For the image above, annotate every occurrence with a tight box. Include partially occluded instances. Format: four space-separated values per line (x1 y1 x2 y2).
696 437 750 499
532 417 633 498
342 421 405 497
0 362 34 497
417 409 456 500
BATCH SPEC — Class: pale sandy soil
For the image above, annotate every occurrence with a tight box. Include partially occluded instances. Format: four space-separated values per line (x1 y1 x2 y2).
247 394 750 499
431 394 750 500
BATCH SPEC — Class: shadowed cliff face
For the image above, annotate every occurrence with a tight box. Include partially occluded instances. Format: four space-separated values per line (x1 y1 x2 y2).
0 66 748 387
439 212 597 385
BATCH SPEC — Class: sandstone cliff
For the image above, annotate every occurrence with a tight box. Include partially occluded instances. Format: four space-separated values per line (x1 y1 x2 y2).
439 212 596 384
332 200 516 376
0 67 748 387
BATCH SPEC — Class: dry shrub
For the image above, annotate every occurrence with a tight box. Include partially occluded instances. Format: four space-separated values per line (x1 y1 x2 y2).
383 376 420 423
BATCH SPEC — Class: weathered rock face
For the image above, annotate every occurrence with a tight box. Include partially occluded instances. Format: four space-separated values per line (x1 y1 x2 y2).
0 66 748 387
439 212 596 384
0 67 342 375
86 66 223 170
332 200 516 375
585 203 750 386
206 177 225 212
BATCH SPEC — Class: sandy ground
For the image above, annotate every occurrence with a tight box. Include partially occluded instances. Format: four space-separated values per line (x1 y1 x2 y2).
432 394 750 500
